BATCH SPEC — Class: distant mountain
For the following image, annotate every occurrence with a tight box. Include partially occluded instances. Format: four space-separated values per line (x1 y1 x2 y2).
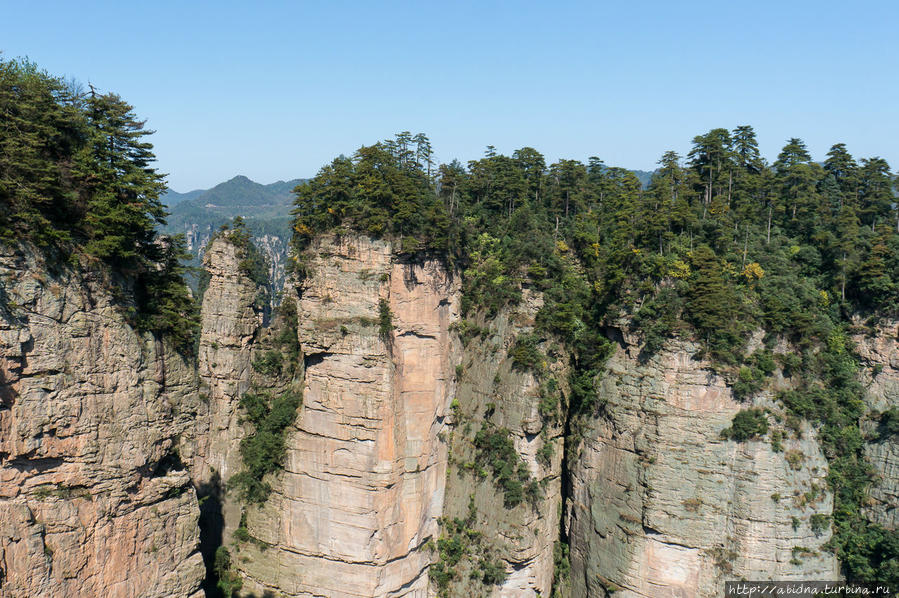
161 187 207 207
164 175 303 228
630 169 656 188
160 176 305 296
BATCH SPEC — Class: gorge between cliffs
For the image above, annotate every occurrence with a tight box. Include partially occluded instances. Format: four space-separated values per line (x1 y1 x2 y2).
1 228 897 598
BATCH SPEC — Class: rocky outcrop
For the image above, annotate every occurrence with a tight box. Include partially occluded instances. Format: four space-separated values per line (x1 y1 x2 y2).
5 231 899 598
191 236 265 549
853 320 899 531
236 234 459 597
0 246 205 598
440 292 566 598
185 223 289 297
567 332 838 598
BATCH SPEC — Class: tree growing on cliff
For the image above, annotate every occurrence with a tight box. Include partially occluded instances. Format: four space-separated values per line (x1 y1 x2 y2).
0 57 198 352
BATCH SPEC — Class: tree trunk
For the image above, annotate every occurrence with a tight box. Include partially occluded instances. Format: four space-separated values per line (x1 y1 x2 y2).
841 251 847 302
742 226 749 267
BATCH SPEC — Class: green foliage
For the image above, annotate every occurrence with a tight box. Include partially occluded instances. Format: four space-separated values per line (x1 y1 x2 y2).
232 511 251 543
536 433 554 466
251 350 282 377
460 232 522 317
451 319 488 346
551 541 571 598
810 514 831 537
686 245 745 362
477 557 506 585
211 217 271 288
132 234 199 353
473 426 539 508
213 546 242 597
722 408 769 441
430 497 506 596
230 389 301 504
538 377 561 420
378 297 394 339
273 298 301 366
509 333 544 372
878 407 899 440
292 134 451 256
632 287 687 357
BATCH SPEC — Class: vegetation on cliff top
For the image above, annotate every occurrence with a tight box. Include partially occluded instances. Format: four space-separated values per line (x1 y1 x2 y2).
0 57 197 351
3 55 897 585
291 130 899 582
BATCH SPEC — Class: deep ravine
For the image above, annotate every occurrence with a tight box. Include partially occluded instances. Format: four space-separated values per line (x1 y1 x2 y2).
1 233 897 597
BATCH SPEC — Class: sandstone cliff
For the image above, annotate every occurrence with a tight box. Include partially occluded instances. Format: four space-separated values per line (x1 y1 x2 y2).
3 233 898 598
234 234 459 597
438 292 566 598
192 236 265 549
567 331 838 598
852 320 899 531
0 246 205 598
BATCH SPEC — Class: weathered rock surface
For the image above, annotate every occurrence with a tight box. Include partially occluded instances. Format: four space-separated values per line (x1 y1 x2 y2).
191 236 265 549
0 246 204 598
5 231 899 598
853 320 899 531
441 292 565 598
237 234 460 597
567 332 838 598
185 222 289 297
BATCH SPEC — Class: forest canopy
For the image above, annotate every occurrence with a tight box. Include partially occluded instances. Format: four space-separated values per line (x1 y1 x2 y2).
0 57 197 349
291 129 899 582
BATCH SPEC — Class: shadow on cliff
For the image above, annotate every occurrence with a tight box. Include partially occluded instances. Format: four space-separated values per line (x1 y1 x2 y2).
196 472 226 598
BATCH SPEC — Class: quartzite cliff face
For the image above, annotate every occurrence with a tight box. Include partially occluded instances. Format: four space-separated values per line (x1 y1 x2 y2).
1 235 896 598
211 234 460 597
567 331 838 598
853 321 899 532
0 246 205 598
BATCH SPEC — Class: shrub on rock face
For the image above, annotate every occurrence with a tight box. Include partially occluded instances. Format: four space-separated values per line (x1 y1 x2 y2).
722 408 768 441
879 407 899 440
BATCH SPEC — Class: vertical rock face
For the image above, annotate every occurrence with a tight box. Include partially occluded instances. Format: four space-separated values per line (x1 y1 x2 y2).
5 232 897 598
441 294 566 598
567 333 838 598
184 223 289 297
852 321 899 531
191 237 264 545
237 234 459 597
0 246 205 598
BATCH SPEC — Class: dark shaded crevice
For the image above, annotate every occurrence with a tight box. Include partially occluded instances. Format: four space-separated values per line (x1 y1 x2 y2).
6 457 63 472
558 405 574 550
152 449 186 477
397 330 436 340
195 471 225 598
303 352 331 369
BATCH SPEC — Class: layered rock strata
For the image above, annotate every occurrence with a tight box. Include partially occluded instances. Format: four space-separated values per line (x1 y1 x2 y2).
567 332 838 598
236 234 459 597
0 246 205 598
191 237 265 548
441 292 566 597
853 321 899 531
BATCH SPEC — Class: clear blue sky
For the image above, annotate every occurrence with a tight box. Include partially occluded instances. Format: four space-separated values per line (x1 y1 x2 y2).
2 0 897 191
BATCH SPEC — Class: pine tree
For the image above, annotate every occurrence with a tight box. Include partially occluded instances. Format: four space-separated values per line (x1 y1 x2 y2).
0 59 84 242
77 89 166 269
858 157 893 229
687 244 742 360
